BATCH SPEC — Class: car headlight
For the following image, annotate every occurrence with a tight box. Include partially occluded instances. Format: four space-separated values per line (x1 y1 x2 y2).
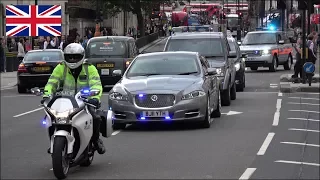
182 90 206 100
216 68 224 76
109 92 128 101
235 63 240 71
262 49 271 55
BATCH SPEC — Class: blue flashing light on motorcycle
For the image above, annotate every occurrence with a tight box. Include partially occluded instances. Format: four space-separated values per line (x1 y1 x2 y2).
268 25 275 31
80 88 91 96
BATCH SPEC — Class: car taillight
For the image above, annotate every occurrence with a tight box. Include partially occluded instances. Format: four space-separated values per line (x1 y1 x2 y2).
18 64 28 73
125 60 131 68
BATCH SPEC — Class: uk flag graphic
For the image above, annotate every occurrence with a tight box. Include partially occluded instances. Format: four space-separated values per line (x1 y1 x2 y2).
5 5 62 37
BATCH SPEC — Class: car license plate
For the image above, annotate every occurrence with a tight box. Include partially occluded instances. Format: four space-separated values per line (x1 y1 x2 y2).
142 111 169 117
97 63 114 68
32 66 50 72
101 69 110 75
247 57 256 61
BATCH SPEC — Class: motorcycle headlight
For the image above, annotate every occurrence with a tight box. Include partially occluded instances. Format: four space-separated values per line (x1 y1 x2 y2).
48 108 75 124
262 49 271 55
182 90 206 100
109 92 128 101
216 68 224 76
235 63 240 71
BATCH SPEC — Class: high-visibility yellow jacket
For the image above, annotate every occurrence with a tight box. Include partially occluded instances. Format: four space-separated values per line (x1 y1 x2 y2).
44 62 102 100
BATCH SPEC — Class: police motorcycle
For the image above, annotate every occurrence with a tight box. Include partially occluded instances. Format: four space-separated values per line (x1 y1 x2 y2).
31 87 113 179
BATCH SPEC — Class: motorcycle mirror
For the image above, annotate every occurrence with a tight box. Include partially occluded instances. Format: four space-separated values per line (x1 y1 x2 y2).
90 89 100 96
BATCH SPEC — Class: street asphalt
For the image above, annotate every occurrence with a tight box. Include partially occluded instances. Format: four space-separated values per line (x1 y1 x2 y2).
1 38 319 179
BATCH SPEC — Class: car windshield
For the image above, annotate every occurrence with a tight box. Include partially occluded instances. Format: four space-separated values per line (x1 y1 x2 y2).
166 38 224 57
242 33 277 45
85 41 126 58
228 40 236 51
126 54 200 77
24 51 63 62
227 17 238 28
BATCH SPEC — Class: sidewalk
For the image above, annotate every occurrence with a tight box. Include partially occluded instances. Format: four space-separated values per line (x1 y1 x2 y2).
279 52 320 93
1 71 17 89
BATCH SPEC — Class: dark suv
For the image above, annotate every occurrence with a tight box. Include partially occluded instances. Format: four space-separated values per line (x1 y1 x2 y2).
164 32 237 106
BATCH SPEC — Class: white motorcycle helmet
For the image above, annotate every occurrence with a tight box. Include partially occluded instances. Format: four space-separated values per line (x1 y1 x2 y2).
63 43 85 69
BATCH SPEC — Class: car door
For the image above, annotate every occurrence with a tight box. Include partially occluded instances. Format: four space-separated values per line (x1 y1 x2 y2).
225 38 236 84
234 41 245 70
200 56 214 107
277 33 286 62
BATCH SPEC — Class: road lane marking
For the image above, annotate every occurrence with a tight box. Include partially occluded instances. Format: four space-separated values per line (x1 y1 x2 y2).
280 142 320 148
278 92 283 96
257 132 275 155
289 110 320 114
288 97 320 101
273 99 282 126
13 107 44 118
289 128 320 133
2 95 34 98
270 84 278 86
239 168 256 180
288 102 320 106
111 130 121 136
275 160 320 167
288 118 320 122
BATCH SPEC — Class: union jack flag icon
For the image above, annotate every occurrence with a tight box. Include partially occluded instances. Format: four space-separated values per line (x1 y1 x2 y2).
6 5 62 37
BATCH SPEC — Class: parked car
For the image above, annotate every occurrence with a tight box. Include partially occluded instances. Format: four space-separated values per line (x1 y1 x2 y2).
164 32 237 106
17 49 64 93
108 51 221 129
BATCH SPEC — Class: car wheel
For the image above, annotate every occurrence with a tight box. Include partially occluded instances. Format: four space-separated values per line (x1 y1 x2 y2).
221 83 231 106
230 82 236 100
283 55 292 70
113 123 126 130
211 91 221 118
200 97 211 128
269 56 278 72
250 67 258 71
17 85 27 94
236 73 245 92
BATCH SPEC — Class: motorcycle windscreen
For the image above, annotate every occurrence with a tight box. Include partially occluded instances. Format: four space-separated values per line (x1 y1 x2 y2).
50 98 76 113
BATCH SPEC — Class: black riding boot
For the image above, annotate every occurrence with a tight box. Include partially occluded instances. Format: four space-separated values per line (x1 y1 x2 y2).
92 115 106 154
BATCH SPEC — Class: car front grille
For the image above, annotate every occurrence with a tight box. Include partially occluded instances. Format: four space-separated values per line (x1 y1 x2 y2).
244 50 261 57
134 94 175 108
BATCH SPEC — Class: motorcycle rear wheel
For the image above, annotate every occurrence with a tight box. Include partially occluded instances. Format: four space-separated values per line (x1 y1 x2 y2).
52 136 70 179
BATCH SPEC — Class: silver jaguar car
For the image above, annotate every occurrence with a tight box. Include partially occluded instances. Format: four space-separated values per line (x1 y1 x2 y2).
108 51 221 129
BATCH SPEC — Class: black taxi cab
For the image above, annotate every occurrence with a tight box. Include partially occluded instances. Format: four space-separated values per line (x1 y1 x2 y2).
17 49 64 93
85 36 140 89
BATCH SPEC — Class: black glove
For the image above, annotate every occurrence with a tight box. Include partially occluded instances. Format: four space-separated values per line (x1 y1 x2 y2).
88 98 100 108
41 97 49 104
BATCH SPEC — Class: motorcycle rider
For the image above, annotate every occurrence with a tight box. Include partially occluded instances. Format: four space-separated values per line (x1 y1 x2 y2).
42 43 106 154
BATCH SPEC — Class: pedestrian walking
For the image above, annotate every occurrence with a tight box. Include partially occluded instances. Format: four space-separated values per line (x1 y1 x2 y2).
17 38 25 63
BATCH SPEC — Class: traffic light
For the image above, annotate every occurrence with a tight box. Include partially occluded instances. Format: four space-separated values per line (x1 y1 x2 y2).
298 0 307 10
238 12 243 19
277 0 286 9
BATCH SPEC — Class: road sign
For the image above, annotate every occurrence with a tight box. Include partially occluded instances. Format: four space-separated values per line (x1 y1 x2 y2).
303 62 315 74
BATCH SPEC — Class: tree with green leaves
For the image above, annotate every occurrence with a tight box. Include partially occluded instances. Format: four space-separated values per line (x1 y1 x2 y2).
97 0 170 37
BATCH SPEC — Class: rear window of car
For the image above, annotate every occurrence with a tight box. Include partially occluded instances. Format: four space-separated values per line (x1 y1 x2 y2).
24 51 63 62
86 41 126 57
165 38 224 57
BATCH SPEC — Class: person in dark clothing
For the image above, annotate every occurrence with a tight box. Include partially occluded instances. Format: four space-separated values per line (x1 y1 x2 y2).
0 38 5 72
292 37 303 79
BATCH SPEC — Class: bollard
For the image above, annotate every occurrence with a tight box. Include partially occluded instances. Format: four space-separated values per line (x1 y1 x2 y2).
5 52 15 72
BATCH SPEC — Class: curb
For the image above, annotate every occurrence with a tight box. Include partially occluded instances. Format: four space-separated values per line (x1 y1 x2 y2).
280 74 320 83
280 82 320 93
139 37 167 52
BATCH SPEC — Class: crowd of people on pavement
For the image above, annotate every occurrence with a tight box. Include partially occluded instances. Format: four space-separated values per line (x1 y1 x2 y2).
292 31 319 81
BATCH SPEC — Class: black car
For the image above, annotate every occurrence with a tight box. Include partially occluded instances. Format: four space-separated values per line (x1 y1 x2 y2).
164 32 237 106
17 49 64 93
228 37 247 92
85 36 140 89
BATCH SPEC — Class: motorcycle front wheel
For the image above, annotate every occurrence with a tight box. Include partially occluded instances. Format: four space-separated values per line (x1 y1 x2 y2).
52 136 70 179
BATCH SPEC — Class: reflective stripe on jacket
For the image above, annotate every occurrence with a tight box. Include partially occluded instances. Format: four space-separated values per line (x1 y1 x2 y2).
44 62 103 100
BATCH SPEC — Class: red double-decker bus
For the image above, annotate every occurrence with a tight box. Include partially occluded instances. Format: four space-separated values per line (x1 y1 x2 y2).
171 11 188 27
182 3 222 18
